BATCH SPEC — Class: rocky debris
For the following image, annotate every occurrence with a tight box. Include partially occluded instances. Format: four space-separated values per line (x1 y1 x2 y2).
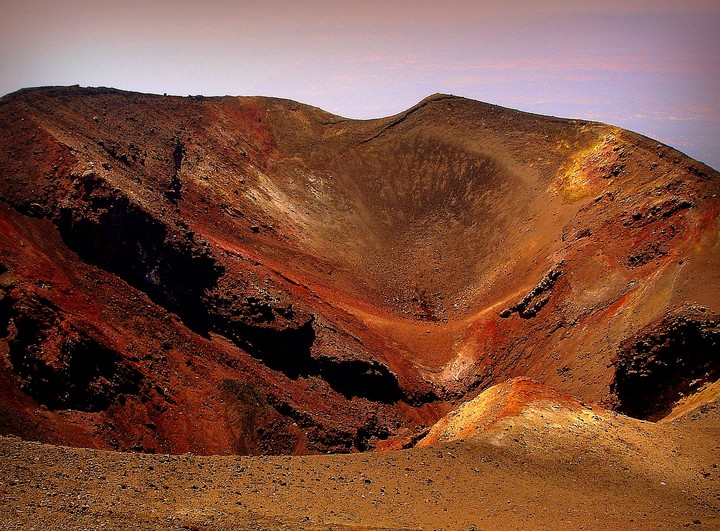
206 283 408 406
1 287 142 412
166 139 184 203
408 287 446 321
500 267 563 319
206 286 300 327
97 139 145 166
561 226 592 242
609 306 720 420
215 312 404 404
622 196 695 228
54 184 222 330
626 240 670 268
374 426 430 451
220 379 303 455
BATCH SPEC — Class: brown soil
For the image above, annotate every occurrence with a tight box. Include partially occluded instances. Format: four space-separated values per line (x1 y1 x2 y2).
1 391 717 530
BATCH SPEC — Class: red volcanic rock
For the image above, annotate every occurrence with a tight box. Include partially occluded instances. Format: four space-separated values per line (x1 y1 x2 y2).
607 304 719 421
0 86 718 455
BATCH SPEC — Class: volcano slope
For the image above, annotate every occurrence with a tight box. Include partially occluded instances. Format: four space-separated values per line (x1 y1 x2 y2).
0 86 719 528
0 86 719 456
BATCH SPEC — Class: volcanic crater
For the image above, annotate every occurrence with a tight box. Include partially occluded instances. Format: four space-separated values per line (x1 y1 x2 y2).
0 86 718 459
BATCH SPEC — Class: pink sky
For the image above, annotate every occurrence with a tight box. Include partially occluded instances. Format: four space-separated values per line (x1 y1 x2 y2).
1 0 719 168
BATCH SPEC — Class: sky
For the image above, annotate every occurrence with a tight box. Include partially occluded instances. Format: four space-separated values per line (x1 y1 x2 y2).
2 0 719 169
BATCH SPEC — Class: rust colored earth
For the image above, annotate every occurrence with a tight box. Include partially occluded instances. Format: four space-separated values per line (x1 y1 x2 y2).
0 86 718 457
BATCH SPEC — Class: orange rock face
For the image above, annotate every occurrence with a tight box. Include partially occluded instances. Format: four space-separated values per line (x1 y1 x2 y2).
416 377 587 446
0 86 718 455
